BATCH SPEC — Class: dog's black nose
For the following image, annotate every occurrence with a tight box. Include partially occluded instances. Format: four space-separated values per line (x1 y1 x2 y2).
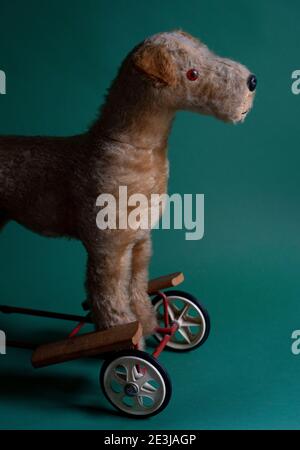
247 74 257 92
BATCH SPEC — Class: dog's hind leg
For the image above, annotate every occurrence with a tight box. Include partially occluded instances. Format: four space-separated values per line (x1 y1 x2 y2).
85 236 138 332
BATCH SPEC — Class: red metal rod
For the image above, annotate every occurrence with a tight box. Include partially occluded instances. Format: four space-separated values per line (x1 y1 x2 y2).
153 323 178 358
68 313 91 338
151 290 177 358
153 335 171 358
151 291 170 328
68 321 86 338
156 326 175 334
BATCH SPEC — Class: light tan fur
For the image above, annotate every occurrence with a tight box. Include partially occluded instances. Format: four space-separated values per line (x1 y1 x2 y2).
0 31 256 336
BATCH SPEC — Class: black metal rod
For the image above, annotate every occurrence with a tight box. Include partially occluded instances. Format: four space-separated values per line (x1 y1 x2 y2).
0 305 92 323
7 340 37 350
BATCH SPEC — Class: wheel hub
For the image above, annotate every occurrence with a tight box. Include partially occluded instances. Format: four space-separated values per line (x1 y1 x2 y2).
124 382 139 396
153 293 209 351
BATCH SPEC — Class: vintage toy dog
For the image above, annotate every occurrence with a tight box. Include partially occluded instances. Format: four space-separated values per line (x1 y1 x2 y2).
0 31 256 336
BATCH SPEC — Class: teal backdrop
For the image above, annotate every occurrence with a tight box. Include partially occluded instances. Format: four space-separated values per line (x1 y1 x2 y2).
0 0 300 430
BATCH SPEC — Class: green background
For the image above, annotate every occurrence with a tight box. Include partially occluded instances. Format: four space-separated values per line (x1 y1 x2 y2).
0 0 300 430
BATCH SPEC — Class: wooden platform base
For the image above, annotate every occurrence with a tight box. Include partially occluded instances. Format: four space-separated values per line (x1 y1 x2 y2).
2 271 184 366
32 321 142 368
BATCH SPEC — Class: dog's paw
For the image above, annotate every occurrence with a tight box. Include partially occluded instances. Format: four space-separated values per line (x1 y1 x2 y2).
130 291 158 336
137 336 146 350
140 309 158 337
91 301 138 331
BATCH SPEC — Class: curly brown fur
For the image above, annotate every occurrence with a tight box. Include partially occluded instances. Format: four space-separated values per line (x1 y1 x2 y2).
0 30 255 336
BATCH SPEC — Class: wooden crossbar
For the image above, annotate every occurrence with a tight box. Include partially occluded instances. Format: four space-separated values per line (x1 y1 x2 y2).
147 272 184 294
32 321 142 368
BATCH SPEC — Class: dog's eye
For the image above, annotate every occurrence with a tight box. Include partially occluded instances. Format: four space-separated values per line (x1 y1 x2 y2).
186 69 199 81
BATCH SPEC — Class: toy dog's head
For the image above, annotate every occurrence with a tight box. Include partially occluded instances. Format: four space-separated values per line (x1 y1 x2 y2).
130 30 256 123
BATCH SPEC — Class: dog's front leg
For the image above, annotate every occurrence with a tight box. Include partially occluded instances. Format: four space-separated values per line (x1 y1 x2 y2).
85 239 137 331
129 235 158 336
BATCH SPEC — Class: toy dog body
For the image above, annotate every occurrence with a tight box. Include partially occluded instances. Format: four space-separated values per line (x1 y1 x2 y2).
0 31 256 335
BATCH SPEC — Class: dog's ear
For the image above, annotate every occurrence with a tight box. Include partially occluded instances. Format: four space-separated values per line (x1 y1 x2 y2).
133 44 177 86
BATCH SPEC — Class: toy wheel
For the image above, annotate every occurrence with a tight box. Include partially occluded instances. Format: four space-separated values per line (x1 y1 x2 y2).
100 349 172 418
152 290 210 351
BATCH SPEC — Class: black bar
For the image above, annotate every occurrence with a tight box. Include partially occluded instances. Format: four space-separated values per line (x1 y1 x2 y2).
0 305 92 323
0 430 288 444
